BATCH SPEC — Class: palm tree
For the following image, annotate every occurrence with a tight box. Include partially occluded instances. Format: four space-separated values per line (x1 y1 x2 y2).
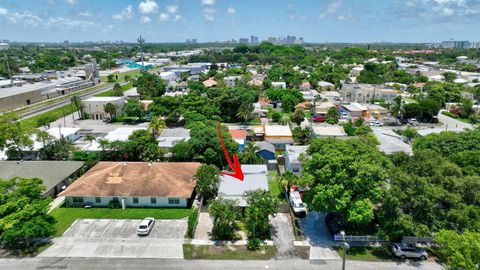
84 134 96 146
149 116 166 136
241 142 261 164
236 102 253 124
103 103 117 122
71 95 84 119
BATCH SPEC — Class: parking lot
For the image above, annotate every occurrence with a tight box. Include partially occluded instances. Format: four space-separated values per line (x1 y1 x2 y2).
39 219 187 259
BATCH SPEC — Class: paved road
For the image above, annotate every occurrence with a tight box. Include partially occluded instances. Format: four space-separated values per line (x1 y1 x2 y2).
0 258 444 270
39 219 187 259
270 213 295 259
19 82 117 120
417 111 475 136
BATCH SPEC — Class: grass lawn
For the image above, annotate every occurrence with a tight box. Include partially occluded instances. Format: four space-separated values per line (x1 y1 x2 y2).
0 241 53 258
334 246 393 262
183 244 277 260
268 172 286 203
20 103 76 128
95 82 134 97
50 207 192 236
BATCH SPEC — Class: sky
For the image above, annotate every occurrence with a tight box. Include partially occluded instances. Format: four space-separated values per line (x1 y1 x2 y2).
0 0 479 43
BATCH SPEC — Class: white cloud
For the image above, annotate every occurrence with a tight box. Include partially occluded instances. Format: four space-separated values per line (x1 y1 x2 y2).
319 0 342 19
0 7 7 15
112 5 133 20
201 0 215 5
139 0 158 14
65 0 77 4
158 12 170 21
203 7 216 21
166 5 178 14
173 14 182 21
140 16 151 24
227 7 236 14
78 11 93 17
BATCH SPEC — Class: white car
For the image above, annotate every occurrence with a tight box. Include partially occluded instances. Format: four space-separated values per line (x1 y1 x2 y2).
289 191 307 217
369 120 384 127
137 217 155 236
407 118 419 126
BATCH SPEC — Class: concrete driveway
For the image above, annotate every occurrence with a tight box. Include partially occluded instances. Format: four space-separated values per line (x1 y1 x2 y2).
270 213 295 259
298 212 341 261
39 219 187 259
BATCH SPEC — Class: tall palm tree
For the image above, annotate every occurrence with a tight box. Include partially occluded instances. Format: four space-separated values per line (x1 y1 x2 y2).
241 142 261 164
149 116 166 136
71 95 84 119
236 102 253 124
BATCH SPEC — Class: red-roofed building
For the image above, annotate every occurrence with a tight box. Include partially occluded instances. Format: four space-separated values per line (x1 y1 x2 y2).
229 129 247 151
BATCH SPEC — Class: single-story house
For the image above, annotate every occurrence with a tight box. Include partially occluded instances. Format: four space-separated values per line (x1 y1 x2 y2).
0 161 85 197
312 124 348 138
315 101 336 115
218 165 269 207
318 81 335 91
248 79 263 87
255 141 276 160
299 82 311 91
158 128 190 149
319 91 341 102
372 128 413 155
82 96 125 121
342 102 367 118
202 78 217 88
272 82 287 89
224 76 242 87
123 87 140 99
228 129 247 151
263 124 294 150
60 162 201 208
285 145 308 174
365 104 389 119
84 127 146 151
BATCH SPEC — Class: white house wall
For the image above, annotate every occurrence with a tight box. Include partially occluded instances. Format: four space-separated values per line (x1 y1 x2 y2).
66 196 188 208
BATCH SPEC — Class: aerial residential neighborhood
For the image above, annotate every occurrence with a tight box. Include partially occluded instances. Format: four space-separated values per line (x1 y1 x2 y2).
0 1 480 270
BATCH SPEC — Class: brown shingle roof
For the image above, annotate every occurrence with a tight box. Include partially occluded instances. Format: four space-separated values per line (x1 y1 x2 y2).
60 162 201 198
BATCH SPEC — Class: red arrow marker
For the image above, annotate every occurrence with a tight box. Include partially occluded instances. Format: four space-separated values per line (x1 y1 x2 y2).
217 123 244 181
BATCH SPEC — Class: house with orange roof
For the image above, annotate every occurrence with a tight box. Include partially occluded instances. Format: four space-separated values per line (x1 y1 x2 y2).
202 77 217 88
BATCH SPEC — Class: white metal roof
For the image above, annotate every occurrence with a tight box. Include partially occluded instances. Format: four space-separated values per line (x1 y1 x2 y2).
264 125 292 137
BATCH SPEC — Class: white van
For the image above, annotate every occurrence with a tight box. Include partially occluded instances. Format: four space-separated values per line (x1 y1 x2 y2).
289 191 307 217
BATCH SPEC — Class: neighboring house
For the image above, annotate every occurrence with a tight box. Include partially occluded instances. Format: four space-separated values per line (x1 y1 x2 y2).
365 104 389 120
160 71 176 81
218 165 269 207
247 79 263 87
60 162 201 208
318 81 335 91
341 83 399 103
228 129 247 151
0 161 85 197
342 102 368 118
311 124 348 138
301 90 319 101
158 128 190 149
315 101 336 116
299 82 311 91
123 87 140 99
264 124 294 150
285 145 308 174
82 96 125 121
254 141 276 160
371 128 413 155
224 76 241 87
202 78 217 88
271 82 287 89
84 127 146 151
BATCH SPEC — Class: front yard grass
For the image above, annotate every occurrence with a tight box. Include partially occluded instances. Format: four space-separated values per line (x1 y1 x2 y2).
50 207 192 236
183 244 277 260
268 172 286 203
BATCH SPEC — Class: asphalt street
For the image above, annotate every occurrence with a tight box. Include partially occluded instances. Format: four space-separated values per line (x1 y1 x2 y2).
0 258 444 270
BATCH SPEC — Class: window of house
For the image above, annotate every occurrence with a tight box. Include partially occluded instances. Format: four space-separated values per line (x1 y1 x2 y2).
73 197 84 203
151 197 157 204
95 197 101 203
133 197 139 204
113 197 119 202
168 198 180 205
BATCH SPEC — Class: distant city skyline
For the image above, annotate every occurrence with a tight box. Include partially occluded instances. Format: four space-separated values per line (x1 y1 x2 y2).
0 0 479 43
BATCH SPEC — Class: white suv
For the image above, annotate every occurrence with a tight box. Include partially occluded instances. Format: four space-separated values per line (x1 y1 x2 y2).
392 243 428 260
137 217 155 236
289 191 307 217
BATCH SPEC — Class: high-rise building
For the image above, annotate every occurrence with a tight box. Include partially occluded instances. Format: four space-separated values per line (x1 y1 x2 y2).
239 38 249 44
286 35 296 44
250 35 259 44
441 39 470 49
268 37 277 44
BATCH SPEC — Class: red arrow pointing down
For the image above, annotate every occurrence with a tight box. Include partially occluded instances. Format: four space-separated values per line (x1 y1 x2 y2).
217 123 244 181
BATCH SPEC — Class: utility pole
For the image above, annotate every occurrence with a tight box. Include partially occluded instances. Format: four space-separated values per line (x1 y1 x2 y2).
4 53 13 85
137 35 145 70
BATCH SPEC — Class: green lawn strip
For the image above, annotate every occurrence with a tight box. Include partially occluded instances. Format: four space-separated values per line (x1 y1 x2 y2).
95 82 134 97
50 207 192 236
441 111 474 124
20 103 76 128
333 246 393 262
183 244 277 260
268 172 286 203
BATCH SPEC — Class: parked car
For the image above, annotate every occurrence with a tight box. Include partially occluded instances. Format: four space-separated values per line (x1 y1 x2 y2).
289 191 307 217
311 115 326 122
137 217 155 236
407 118 419 126
324 212 346 235
392 243 428 260
368 120 384 127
